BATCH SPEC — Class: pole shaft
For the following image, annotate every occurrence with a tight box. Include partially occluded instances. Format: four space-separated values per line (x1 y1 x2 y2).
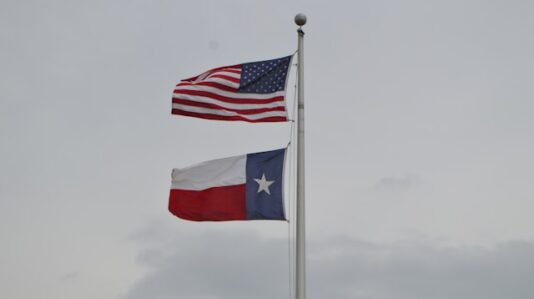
295 27 306 299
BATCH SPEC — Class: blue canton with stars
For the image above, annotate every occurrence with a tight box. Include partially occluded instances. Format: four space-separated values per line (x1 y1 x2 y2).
238 56 292 94
245 148 286 220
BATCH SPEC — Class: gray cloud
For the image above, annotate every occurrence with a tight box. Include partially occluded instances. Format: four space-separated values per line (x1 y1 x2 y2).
310 238 534 299
123 228 290 299
373 174 421 191
59 271 79 281
123 227 534 299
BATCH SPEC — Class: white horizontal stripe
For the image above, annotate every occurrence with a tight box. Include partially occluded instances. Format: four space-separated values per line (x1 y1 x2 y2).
174 85 285 100
173 104 288 120
172 94 285 110
206 71 241 79
172 155 246 190
179 77 239 89
196 68 241 81
202 77 240 88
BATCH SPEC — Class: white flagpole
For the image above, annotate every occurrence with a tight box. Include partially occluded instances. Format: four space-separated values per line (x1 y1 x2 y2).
295 13 307 299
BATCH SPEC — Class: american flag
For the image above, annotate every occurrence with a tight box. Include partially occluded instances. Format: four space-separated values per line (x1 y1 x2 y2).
172 55 292 123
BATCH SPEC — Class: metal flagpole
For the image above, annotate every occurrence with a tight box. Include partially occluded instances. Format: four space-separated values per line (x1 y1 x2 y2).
294 13 307 299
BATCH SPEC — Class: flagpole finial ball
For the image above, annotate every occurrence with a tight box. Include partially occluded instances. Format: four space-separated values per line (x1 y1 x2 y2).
294 13 307 26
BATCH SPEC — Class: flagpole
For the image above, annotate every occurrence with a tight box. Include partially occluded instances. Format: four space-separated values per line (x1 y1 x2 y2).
295 13 307 299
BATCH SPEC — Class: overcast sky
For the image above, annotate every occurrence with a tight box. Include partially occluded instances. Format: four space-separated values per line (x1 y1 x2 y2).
2 0 534 298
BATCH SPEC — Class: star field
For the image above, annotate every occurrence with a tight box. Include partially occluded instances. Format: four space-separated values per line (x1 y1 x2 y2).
238 56 291 94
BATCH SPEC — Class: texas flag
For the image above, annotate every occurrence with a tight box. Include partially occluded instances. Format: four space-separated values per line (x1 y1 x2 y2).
169 148 286 221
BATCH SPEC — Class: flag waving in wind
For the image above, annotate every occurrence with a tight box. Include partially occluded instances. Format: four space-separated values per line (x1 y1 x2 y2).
172 56 292 122
169 148 286 221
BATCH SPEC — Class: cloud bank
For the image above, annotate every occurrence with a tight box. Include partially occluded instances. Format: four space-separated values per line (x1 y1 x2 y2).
123 226 534 299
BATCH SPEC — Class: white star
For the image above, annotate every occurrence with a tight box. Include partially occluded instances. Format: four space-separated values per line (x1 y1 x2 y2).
254 173 274 195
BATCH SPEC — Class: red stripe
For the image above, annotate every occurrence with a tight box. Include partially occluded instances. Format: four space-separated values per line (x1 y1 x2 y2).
171 109 288 123
173 89 284 104
181 64 241 81
207 74 240 83
172 99 286 114
169 185 246 221
176 81 238 92
220 69 240 74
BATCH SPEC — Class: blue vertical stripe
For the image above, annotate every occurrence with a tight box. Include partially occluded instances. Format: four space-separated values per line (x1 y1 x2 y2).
245 148 286 220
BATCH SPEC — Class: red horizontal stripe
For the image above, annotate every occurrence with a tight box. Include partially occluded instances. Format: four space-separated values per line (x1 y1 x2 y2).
172 99 286 115
169 185 246 221
182 64 241 81
172 109 288 123
207 74 240 83
176 81 238 92
220 69 240 75
173 89 284 104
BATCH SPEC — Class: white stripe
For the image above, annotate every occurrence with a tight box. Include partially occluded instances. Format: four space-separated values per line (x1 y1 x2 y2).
174 85 286 100
203 77 239 88
178 77 240 89
206 71 241 80
173 104 288 120
196 68 241 81
171 154 246 190
172 94 285 110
